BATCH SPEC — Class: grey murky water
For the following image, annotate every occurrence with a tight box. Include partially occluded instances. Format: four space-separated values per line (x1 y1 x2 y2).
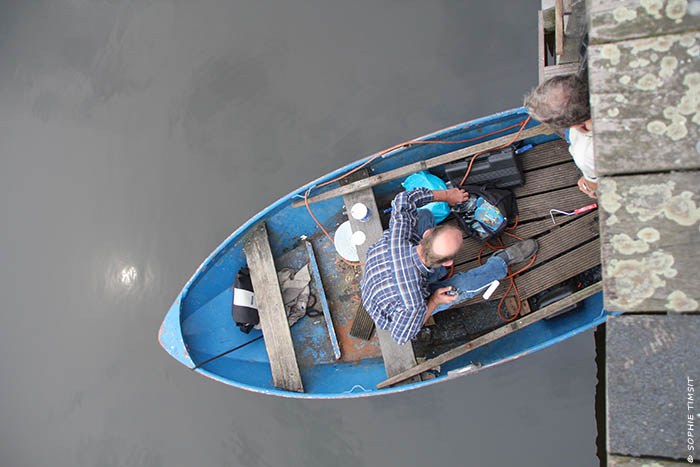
0 1 598 466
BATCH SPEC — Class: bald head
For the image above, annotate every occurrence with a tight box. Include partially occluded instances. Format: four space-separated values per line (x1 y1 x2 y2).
419 224 463 267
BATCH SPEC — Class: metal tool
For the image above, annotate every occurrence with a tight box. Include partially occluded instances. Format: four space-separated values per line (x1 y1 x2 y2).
549 202 598 224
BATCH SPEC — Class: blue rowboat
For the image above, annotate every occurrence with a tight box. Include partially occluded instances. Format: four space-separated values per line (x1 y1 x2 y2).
158 107 609 399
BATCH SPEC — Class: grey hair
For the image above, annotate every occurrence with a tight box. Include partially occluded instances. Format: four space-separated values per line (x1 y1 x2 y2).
524 74 590 129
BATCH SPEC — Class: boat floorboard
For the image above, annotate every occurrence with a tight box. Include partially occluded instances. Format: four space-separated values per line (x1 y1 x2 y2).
278 139 600 365
451 139 600 315
276 234 383 366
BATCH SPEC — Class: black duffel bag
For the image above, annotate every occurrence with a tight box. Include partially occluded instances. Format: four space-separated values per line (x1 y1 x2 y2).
452 185 518 241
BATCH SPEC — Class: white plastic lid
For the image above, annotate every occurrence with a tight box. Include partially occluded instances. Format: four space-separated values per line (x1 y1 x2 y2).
350 203 369 220
333 221 359 261
351 230 366 246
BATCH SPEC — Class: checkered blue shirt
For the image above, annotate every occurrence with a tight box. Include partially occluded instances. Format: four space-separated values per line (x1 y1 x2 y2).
360 188 435 345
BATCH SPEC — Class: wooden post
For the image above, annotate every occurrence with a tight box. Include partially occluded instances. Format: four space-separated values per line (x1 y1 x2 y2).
555 0 565 61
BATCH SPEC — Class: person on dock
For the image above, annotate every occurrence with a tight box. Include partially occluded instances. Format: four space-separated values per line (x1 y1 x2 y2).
360 187 538 345
524 74 598 198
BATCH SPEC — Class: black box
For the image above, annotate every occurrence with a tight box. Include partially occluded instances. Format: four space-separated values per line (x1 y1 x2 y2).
444 145 524 188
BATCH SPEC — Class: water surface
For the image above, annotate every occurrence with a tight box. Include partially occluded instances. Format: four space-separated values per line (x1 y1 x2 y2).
0 1 597 466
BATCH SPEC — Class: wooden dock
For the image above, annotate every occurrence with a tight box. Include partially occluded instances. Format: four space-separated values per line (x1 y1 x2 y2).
579 0 700 465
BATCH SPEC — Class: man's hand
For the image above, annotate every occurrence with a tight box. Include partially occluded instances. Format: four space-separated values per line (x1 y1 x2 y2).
429 287 459 306
425 287 459 323
423 287 458 324
577 176 598 198
434 188 469 206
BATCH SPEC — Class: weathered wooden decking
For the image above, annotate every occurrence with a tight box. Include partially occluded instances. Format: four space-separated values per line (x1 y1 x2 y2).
586 0 699 465
451 140 600 315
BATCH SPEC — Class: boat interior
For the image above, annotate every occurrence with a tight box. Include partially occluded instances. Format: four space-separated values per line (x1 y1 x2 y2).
275 138 602 365
168 112 605 397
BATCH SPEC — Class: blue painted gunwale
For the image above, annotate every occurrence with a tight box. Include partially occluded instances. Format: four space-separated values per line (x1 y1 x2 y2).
158 107 609 399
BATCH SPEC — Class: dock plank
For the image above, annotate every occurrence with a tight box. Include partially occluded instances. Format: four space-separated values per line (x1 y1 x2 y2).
589 0 699 44
607 314 700 459
598 172 700 312
243 223 304 393
560 0 587 64
589 31 700 175
608 456 689 467
587 4 700 465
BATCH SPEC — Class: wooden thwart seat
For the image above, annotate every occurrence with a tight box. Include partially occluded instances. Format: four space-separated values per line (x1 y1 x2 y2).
342 170 420 382
243 222 304 393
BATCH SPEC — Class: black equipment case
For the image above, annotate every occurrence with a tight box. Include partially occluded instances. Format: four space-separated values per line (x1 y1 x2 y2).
444 145 524 188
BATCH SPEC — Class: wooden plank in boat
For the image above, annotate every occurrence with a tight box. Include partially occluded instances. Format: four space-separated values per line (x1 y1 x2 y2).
453 211 579 266
513 161 580 197
292 125 549 208
518 139 571 171
452 158 583 265
517 238 601 298
341 170 420 380
456 210 599 274
376 282 603 388
243 222 304 393
455 235 601 308
517 185 593 222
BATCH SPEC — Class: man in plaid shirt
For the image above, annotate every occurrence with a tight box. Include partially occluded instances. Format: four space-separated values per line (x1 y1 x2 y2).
360 187 538 345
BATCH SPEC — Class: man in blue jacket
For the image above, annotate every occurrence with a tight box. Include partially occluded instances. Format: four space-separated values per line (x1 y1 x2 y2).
360 187 538 345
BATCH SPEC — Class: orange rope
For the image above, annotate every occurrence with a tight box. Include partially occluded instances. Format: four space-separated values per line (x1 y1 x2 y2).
474 227 537 322
303 187 362 267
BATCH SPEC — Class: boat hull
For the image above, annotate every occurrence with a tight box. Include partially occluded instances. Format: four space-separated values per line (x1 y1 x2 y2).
158 107 608 398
